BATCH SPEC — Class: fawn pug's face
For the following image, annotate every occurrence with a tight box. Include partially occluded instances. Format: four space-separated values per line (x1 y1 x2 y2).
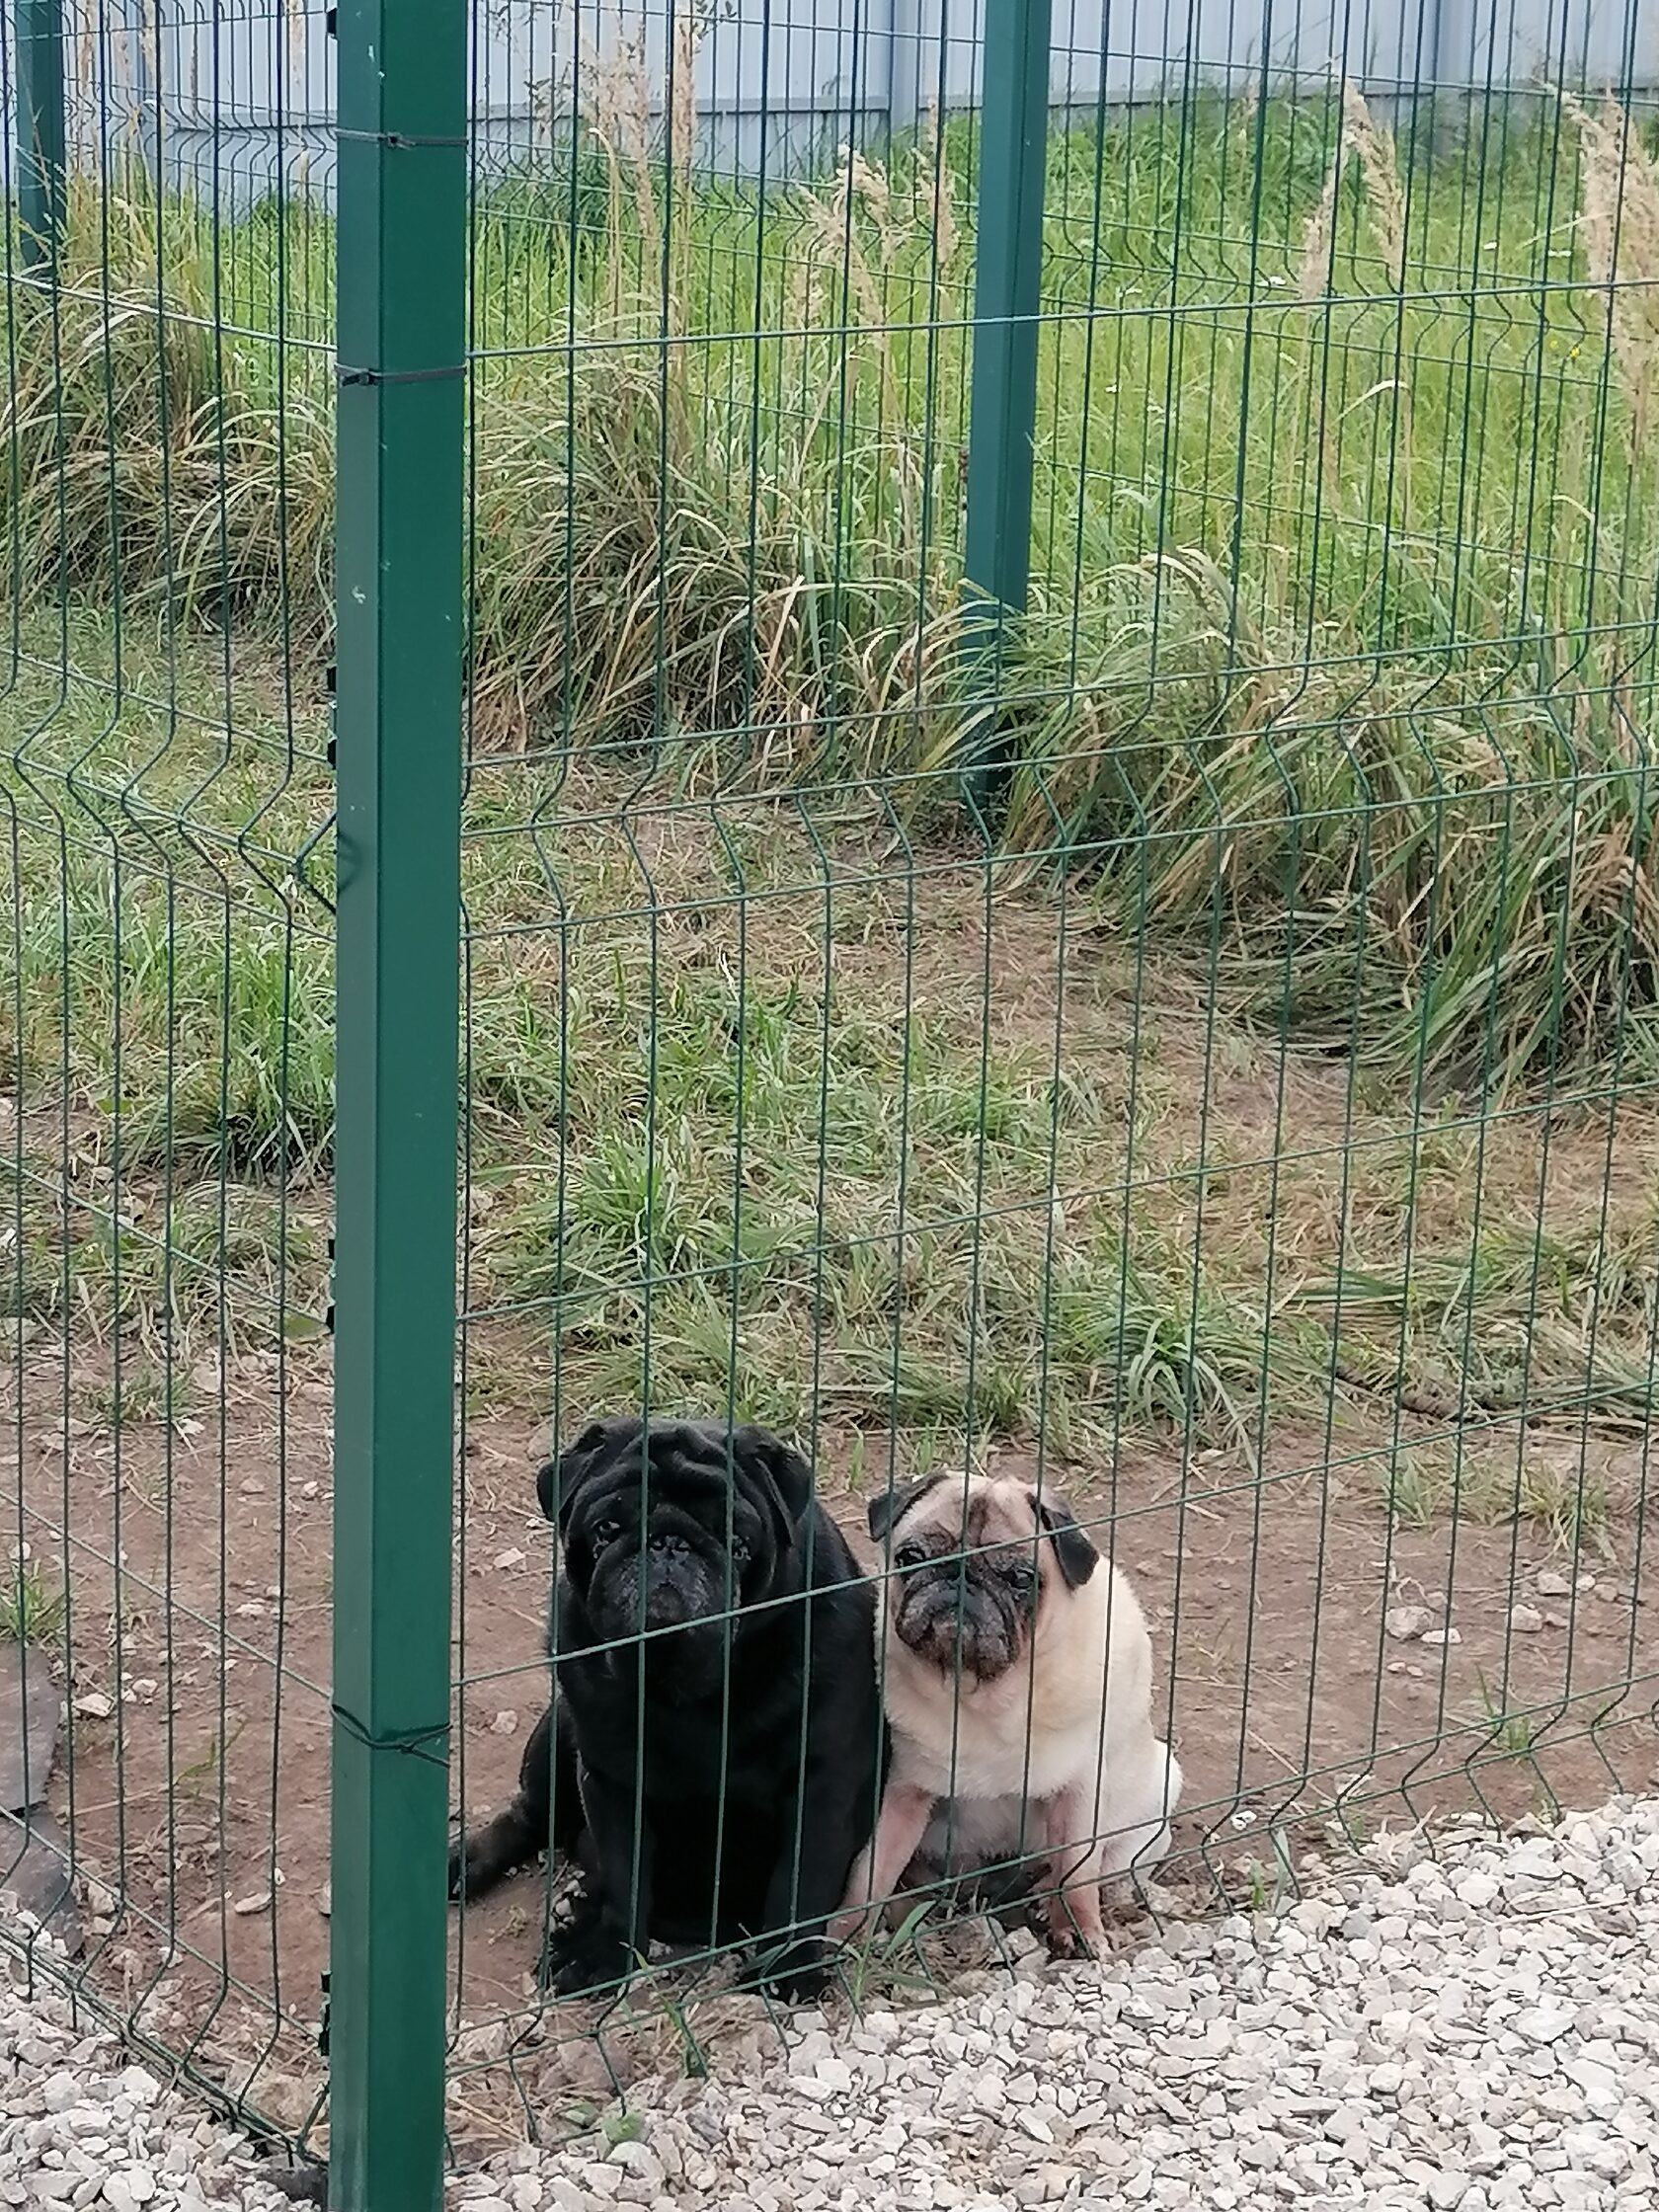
868 1473 1099 1686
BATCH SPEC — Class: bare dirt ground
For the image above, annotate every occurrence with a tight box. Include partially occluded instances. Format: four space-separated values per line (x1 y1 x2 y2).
4 1333 1653 2145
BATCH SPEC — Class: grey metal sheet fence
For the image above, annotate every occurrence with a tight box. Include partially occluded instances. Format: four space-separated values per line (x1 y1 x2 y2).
17 0 1659 212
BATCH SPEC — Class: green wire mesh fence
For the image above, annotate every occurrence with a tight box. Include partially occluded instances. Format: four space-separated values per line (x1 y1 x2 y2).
2 0 1658 2204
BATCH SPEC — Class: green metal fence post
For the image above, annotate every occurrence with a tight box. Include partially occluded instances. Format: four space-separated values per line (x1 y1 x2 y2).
329 0 466 2196
15 0 66 270
962 0 1052 806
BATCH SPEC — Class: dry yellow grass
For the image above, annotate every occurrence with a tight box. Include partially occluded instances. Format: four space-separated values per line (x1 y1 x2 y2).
1562 89 1659 444
1296 79 1411 523
1342 80 1407 292
1297 78 1406 298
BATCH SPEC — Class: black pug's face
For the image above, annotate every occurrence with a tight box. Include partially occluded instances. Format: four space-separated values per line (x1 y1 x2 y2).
539 1417 812 1690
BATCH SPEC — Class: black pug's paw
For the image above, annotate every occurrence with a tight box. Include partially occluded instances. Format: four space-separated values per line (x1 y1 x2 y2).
447 1827 529 1903
447 1796 544 1904
740 1935 832 2005
538 1914 638 1997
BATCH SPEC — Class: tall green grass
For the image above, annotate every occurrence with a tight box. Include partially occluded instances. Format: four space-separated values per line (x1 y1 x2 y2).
5 90 1659 1084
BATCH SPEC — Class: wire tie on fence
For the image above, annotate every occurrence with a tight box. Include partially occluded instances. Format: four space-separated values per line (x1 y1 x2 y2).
334 127 467 148
335 362 465 387
330 1701 451 1767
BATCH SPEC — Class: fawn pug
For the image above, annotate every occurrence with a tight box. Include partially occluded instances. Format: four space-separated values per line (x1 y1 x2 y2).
836 1471 1180 1958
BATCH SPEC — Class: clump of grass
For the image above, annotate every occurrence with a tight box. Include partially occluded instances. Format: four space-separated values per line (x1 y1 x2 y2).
1049 1233 1297 1449
0 1137 325 1362
1 788 335 1178
1296 1207 1659 1432
1475 1672 1540 1760
3 177 334 624
0 1559 66 1646
1514 1460 1615 1558
835 1900 939 2008
1378 1451 1442 1529
77 1357 183 1427
1298 77 1406 296
1367 1433 1636 1543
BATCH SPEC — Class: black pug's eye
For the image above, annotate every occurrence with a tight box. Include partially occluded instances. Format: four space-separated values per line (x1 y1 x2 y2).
731 1534 750 1565
591 1517 623 1548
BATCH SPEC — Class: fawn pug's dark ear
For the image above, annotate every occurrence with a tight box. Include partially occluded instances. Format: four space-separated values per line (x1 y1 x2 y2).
1030 1489 1100 1590
535 1415 642 1532
866 1472 948 1544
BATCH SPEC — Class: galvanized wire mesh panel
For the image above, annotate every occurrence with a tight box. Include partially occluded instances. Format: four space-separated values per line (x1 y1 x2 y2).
0 0 1655 2200
0 0 338 2150
441 0 1658 2148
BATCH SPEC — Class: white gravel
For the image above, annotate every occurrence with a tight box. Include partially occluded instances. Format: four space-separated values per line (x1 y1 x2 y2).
3 1797 1657 2211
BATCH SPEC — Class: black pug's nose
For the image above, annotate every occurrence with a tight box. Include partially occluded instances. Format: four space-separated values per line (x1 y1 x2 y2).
642 1531 711 1631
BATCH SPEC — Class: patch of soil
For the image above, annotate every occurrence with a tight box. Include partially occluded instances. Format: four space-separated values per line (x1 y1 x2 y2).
4 1338 1653 2143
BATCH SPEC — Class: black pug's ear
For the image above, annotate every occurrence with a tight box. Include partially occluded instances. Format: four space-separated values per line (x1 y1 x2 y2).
866 1472 947 1546
731 1425 814 1555
1031 1489 1100 1590
535 1416 640 1533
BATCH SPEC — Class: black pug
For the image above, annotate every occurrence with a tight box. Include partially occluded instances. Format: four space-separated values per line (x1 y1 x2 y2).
448 1415 884 1999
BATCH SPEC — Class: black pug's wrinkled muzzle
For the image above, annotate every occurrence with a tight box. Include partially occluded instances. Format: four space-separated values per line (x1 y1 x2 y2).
587 1524 735 1694
895 1555 1036 1683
